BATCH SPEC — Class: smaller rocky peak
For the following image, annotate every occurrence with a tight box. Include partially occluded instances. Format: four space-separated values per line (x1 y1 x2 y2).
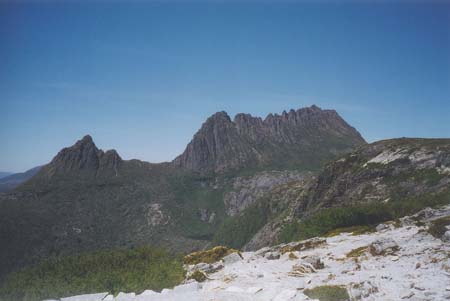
78 134 94 145
42 135 123 178
47 135 101 173
234 113 263 126
206 111 232 124
196 111 234 135
99 149 122 176
103 149 122 160
310 104 322 111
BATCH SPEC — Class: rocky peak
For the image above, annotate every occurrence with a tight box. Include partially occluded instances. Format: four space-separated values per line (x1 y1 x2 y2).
174 106 366 173
40 135 122 178
173 111 261 173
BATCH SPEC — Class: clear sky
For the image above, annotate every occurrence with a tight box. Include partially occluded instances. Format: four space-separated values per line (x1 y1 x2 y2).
1 1 449 172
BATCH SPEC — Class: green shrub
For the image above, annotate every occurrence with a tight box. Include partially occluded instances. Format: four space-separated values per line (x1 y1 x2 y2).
427 216 450 239
0 246 184 301
279 191 450 243
303 285 350 301
211 200 271 249
183 246 241 265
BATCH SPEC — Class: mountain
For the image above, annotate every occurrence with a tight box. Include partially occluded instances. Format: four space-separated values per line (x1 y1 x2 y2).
0 172 13 179
0 166 42 192
34 135 122 180
1 108 449 300
174 106 365 173
0 106 366 282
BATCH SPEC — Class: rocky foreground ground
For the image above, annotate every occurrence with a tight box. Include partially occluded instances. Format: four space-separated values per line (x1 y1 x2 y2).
45 206 450 301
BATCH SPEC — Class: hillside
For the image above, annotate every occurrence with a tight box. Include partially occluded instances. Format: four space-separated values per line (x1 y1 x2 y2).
0 106 365 282
212 138 450 250
4 205 449 301
0 166 42 192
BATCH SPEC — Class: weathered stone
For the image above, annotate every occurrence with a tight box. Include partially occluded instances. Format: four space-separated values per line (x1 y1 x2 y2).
376 223 390 232
114 292 136 301
264 251 280 260
60 293 108 301
303 255 324 269
173 281 201 293
369 238 399 256
222 252 243 265
280 237 326 254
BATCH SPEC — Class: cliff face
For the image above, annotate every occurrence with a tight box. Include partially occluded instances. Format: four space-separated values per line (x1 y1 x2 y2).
34 135 122 180
172 112 263 173
173 106 366 173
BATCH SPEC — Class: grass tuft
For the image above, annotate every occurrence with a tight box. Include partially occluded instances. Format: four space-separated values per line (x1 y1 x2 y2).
427 216 450 239
303 285 350 301
183 246 240 265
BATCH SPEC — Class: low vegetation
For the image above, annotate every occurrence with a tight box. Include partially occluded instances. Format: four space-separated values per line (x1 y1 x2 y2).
211 199 272 249
0 246 184 301
183 246 240 265
186 270 207 282
427 216 450 239
325 225 375 237
279 191 450 243
346 246 368 258
303 285 350 301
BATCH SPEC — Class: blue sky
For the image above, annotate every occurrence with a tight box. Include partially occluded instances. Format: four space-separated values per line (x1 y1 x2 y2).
1 1 449 172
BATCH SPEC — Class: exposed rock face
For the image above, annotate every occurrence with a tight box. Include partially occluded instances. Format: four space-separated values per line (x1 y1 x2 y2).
241 138 450 250
39 135 122 178
295 138 450 214
224 171 309 216
174 106 366 173
173 112 263 173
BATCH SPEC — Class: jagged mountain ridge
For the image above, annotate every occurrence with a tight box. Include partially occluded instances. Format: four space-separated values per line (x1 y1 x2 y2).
174 105 366 173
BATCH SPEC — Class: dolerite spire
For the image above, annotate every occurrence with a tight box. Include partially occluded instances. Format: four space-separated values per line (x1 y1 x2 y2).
37 135 123 178
174 105 366 173
173 112 262 173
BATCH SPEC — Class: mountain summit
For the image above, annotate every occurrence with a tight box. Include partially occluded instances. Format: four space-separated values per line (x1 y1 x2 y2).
174 105 366 173
38 135 122 179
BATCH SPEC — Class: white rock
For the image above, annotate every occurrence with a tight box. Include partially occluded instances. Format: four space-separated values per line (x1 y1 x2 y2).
222 252 242 265
102 295 114 301
246 286 263 294
400 291 414 299
225 286 245 293
60 293 108 301
173 281 200 293
443 230 450 242
376 223 390 231
114 292 135 301
273 289 297 301
264 251 280 260
369 238 399 255
137 290 158 296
